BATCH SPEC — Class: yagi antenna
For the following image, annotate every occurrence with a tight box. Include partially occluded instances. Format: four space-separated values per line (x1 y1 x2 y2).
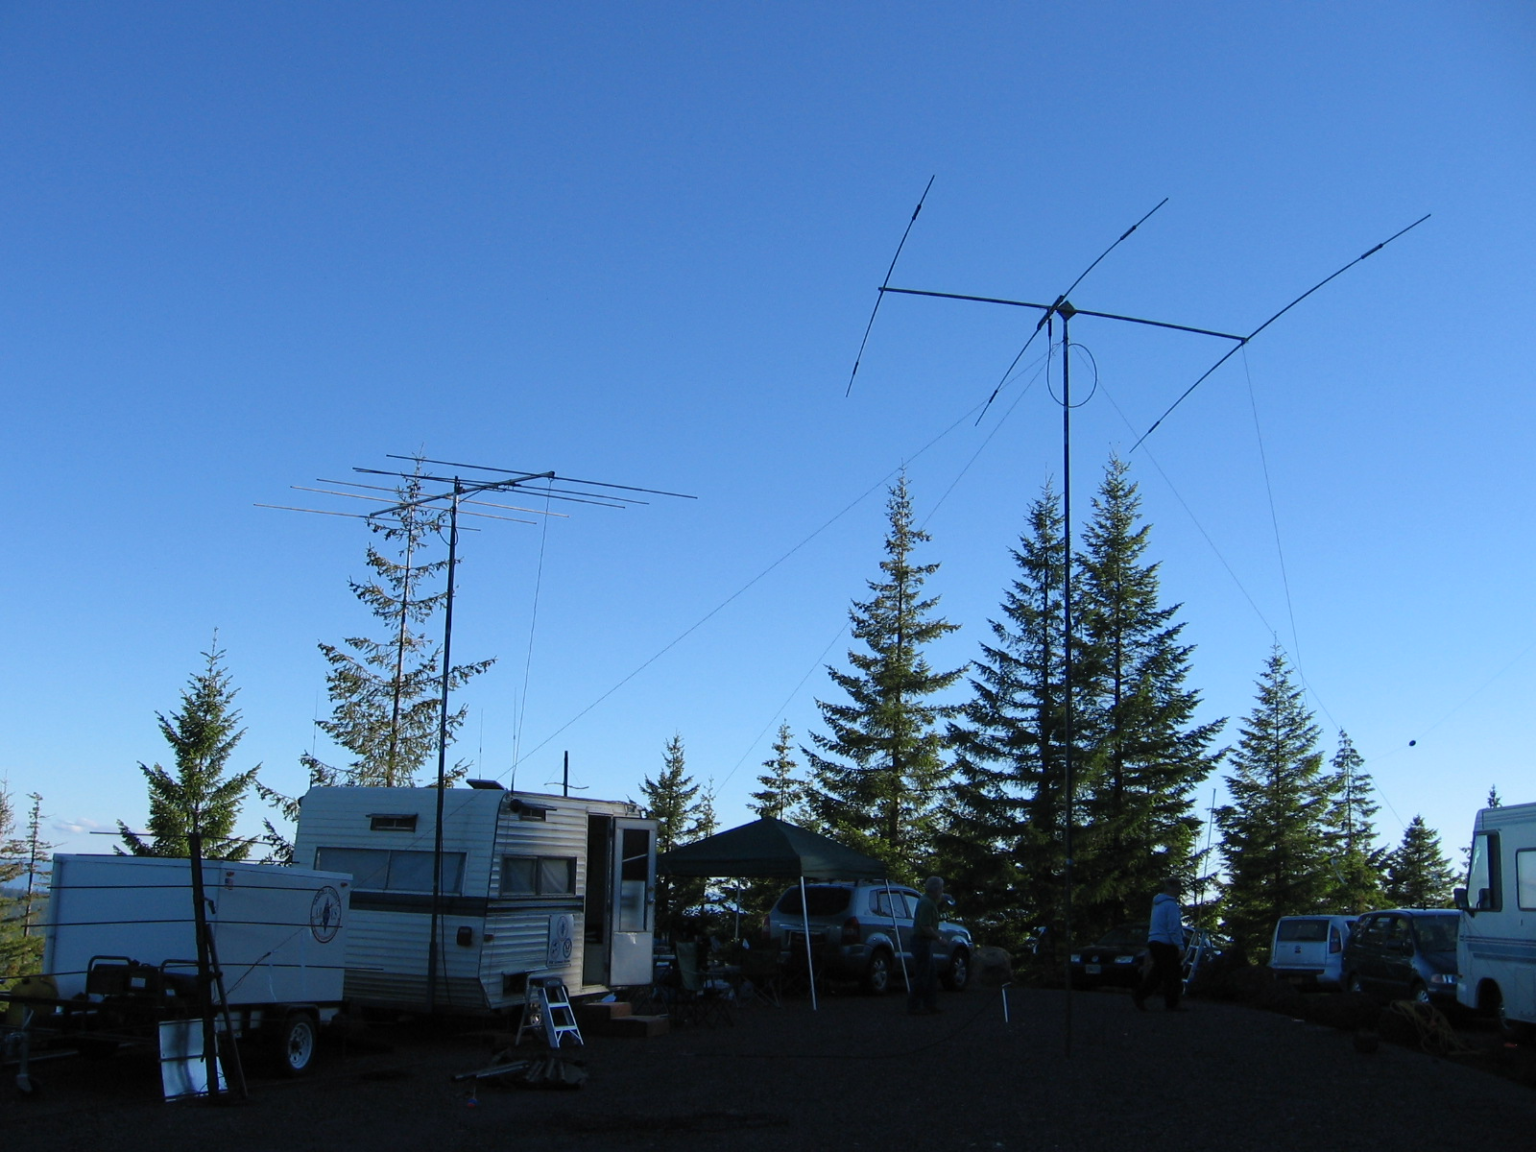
261 453 692 1017
849 194 1429 1062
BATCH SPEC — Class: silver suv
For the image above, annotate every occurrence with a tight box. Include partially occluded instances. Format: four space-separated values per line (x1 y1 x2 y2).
767 882 973 994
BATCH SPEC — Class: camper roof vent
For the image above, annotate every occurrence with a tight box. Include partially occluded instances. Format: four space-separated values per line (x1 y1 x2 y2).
466 779 504 790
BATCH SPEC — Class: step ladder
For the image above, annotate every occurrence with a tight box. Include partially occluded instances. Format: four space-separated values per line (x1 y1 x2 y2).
515 976 583 1049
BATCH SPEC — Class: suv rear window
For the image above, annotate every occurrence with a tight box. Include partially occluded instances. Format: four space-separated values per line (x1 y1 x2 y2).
1277 919 1329 943
1413 915 1458 952
776 887 852 916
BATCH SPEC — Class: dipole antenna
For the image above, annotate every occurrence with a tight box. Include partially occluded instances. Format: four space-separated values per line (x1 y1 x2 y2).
263 455 693 1014
851 196 1427 1058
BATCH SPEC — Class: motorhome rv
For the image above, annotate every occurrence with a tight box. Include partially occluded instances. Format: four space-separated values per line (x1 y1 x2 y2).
292 784 656 1013
1455 800 1536 1037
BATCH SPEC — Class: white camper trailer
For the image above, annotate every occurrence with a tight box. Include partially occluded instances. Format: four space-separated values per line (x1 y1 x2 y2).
292 784 657 1013
1456 800 1536 1037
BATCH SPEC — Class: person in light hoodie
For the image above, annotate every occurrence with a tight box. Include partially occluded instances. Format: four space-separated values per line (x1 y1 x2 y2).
1133 878 1187 1012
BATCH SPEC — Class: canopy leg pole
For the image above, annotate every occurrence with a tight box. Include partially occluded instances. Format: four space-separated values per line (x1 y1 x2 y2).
886 878 910 990
800 876 818 1012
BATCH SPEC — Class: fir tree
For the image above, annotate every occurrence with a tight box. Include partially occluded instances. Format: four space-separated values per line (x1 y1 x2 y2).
939 486 1068 952
1384 816 1458 908
20 794 52 943
640 735 716 937
1321 731 1384 913
1071 458 1223 938
256 466 494 858
1 783 44 983
1215 648 1339 961
750 723 803 822
118 642 260 860
806 474 964 880
1487 786 1502 809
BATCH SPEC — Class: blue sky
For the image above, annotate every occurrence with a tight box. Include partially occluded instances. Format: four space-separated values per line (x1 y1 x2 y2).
2 3 1531 871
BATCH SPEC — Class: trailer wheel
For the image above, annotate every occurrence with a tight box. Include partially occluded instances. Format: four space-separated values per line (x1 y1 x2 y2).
272 1012 318 1077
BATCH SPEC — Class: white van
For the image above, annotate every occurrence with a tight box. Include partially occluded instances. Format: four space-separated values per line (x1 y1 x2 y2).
1268 915 1357 990
1455 801 1536 1037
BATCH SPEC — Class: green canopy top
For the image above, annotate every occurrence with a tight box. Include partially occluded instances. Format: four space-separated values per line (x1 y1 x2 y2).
655 816 888 880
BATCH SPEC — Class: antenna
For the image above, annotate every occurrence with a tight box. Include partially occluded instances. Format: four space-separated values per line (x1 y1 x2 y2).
262 454 693 1014
852 196 1427 1058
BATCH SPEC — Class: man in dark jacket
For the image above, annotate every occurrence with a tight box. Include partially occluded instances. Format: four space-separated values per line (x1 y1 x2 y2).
1133 878 1186 1012
908 876 944 1015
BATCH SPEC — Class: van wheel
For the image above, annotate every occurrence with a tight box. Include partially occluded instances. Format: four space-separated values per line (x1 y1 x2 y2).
862 949 893 995
272 1012 318 1077
1492 989 1534 1043
941 948 970 992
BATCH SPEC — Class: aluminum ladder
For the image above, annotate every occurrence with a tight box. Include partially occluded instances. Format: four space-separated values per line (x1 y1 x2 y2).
516 976 583 1049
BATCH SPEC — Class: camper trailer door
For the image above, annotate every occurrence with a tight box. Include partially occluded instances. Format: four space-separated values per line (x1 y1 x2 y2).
609 819 656 986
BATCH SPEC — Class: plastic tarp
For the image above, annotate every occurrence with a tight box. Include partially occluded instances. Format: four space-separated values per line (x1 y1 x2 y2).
655 816 886 880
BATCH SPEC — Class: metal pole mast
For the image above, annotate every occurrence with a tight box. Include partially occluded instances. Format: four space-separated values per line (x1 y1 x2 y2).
1059 310 1077 1057
426 479 461 1017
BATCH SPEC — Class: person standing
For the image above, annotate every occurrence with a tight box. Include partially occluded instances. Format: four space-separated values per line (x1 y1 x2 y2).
1133 878 1187 1012
908 876 944 1015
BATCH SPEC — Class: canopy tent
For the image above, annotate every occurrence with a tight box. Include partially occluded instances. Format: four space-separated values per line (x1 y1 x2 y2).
655 816 891 1009
655 815 887 880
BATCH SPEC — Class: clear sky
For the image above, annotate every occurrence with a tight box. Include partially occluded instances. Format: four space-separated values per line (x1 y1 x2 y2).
2 3 1531 872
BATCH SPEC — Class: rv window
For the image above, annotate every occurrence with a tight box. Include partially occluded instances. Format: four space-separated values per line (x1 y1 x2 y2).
315 847 391 890
368 814 418 832
1467 832 1502 912
501 855 577 897
1518 850 1536 911
314 847 465 894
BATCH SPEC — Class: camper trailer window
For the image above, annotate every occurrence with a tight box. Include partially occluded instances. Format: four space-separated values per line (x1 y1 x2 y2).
315 847 466 894
1518 849 1536 911
500 855 576 896
315 847 391 889
369 814 418 832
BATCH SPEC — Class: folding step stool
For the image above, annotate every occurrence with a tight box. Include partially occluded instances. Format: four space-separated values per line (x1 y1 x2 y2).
515 976 583 1049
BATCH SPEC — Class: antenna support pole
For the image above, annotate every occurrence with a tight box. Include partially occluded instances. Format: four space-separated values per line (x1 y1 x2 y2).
426 479 462 1017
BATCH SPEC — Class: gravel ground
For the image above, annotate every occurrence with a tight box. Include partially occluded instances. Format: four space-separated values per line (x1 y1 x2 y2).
5 987 1533 1151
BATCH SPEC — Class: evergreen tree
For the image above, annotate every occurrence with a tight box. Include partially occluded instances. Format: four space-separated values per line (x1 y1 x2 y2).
640 735 716 937
750 723 803 822
20 794 52 943
118 642 260 860
1215 648 1339 961
1384 816 1458 908
1321 731 1384 913
1 783 44 983
939 486 1068 953
806 474 964 880
256 467 494 858
1071 458 1223 938
1487 785 1502 809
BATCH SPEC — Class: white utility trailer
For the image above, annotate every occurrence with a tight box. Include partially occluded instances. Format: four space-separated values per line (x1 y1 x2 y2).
25 854 350 1076
292 784 657 1014
1456 800 1536 1037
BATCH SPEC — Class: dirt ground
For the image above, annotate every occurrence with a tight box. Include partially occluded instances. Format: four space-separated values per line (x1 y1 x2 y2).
4 985 1534 1152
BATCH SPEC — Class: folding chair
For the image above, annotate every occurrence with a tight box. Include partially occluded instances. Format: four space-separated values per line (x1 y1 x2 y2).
675 942 735 1027
738 946 784 1008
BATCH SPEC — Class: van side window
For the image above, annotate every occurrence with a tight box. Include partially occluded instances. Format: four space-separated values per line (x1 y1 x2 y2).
1467 832 1502 912
1517 849 1536 912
